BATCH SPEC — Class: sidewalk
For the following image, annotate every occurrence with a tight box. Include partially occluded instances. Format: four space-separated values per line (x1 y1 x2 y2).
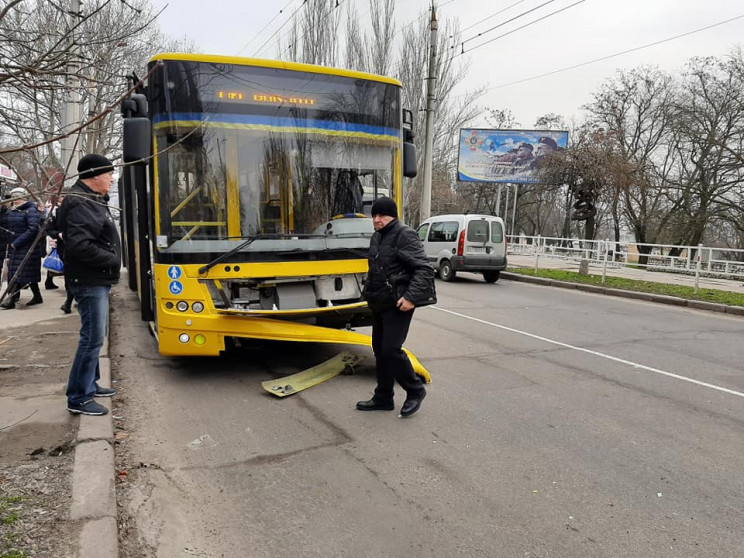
0 280 117 558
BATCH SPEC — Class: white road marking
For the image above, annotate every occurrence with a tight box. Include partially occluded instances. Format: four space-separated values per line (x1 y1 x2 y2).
433 306 744 399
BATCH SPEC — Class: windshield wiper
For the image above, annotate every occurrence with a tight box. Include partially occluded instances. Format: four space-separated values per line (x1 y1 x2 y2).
197 233 328 275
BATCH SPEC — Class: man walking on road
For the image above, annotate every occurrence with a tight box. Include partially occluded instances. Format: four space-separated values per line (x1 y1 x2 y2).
58 154 121 416
357 197 434 417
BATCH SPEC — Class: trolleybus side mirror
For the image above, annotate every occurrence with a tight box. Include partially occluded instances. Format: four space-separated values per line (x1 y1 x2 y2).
122 94 151 164
402 109 417 178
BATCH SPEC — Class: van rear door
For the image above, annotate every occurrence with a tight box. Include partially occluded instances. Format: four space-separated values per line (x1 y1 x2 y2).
489 219 506 260
464 218 490 261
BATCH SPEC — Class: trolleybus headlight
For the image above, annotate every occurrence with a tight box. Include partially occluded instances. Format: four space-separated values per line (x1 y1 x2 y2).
176 301 189 312
192 302 205 313
178 333 190 343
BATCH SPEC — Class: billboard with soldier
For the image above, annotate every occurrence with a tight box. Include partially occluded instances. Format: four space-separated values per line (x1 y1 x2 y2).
457 129 569 184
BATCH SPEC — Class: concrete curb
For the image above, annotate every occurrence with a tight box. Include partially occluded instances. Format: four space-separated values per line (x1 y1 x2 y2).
72 332 118 557
501 271 744 317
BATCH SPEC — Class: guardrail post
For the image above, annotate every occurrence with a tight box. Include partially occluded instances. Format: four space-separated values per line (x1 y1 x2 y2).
534 235 541 273
707 247 713 273
694 243 702 295
602 238 609 284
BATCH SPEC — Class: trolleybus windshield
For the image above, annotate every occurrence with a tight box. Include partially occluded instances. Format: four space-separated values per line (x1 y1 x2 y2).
149 59 401 257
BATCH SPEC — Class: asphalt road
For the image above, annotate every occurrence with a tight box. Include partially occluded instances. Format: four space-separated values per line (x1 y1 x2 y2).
111 274 744 558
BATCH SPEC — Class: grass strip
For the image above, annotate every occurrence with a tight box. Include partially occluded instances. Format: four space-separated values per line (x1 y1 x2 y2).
507 267 744 307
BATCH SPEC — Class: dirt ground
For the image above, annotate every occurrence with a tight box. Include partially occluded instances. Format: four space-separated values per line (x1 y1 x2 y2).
0 319 79 558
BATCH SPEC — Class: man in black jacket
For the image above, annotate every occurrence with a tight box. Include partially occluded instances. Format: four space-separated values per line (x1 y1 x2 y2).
58 154 121 416
358 197 434 417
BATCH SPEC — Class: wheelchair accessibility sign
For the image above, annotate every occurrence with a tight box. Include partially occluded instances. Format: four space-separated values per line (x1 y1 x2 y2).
169 281 183 295
167 266 182 280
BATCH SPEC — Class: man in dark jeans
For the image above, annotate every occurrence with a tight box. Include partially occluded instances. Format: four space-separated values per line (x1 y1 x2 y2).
358 197 434 417
57 154 121 416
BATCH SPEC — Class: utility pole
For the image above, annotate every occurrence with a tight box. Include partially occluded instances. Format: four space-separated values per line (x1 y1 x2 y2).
61 0 82 185
420 3 438 222
511 183 518 237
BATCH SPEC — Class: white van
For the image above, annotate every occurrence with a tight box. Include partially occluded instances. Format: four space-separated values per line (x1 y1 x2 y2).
416 214 507 283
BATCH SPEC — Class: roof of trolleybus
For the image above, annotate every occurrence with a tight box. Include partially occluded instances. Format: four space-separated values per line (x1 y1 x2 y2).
148 53 403 87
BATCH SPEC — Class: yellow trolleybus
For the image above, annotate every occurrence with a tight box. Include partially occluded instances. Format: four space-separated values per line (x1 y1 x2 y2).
120 53 428 379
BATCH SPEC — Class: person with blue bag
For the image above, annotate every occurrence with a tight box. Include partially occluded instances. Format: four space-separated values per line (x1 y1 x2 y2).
45 194 75 313
0 187 44 309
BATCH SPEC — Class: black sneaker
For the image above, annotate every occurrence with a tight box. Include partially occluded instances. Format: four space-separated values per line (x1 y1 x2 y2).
94 385 116 397
67 399 108 416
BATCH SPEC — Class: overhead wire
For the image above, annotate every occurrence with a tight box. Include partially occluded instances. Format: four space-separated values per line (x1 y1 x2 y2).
252 0 309 58
456 0 586 56
457 0 559 50
455 0 530 36
235 0 299 56
473 12 744 93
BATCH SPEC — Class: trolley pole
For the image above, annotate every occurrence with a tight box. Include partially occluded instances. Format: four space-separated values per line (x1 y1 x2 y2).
61 0 82 186
420 4 438 222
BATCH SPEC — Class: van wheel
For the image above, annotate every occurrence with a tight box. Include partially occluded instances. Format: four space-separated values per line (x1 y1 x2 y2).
439 260 456 282
483 271 500 283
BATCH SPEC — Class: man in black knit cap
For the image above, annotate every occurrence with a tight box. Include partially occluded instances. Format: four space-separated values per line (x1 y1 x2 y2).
58 154 121 416
358 196 434 417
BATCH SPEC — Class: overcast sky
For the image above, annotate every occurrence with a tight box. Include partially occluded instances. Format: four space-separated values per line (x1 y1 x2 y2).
149 0 744 129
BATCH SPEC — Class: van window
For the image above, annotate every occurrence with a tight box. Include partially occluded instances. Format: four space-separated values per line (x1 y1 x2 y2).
467 220 489 242
491 221 504 243
417 223 430 241
428 221 459 242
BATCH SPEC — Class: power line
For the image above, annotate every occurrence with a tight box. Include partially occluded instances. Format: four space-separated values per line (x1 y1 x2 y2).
455 0 530 37
475 12 744 93
236 0 299 56
456 0 586 56
252 0 309 58
457 0 559 49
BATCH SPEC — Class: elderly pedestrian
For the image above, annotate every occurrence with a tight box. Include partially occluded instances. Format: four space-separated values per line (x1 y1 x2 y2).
57 154 121 416
0 187 44 309
357 197 434 417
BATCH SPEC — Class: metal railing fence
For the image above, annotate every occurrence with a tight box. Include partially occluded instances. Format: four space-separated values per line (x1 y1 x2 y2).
507 235 744 282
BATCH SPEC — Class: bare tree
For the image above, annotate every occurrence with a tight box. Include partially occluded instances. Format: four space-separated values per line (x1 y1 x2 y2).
0 0 186 199
285 0 342 66
397 12 482 224
344 0 396 75
584 66 680 261
667 55 744 251
485 107 520 129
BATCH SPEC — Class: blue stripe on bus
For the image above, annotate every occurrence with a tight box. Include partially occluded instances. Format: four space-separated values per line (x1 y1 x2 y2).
152 113 399 138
